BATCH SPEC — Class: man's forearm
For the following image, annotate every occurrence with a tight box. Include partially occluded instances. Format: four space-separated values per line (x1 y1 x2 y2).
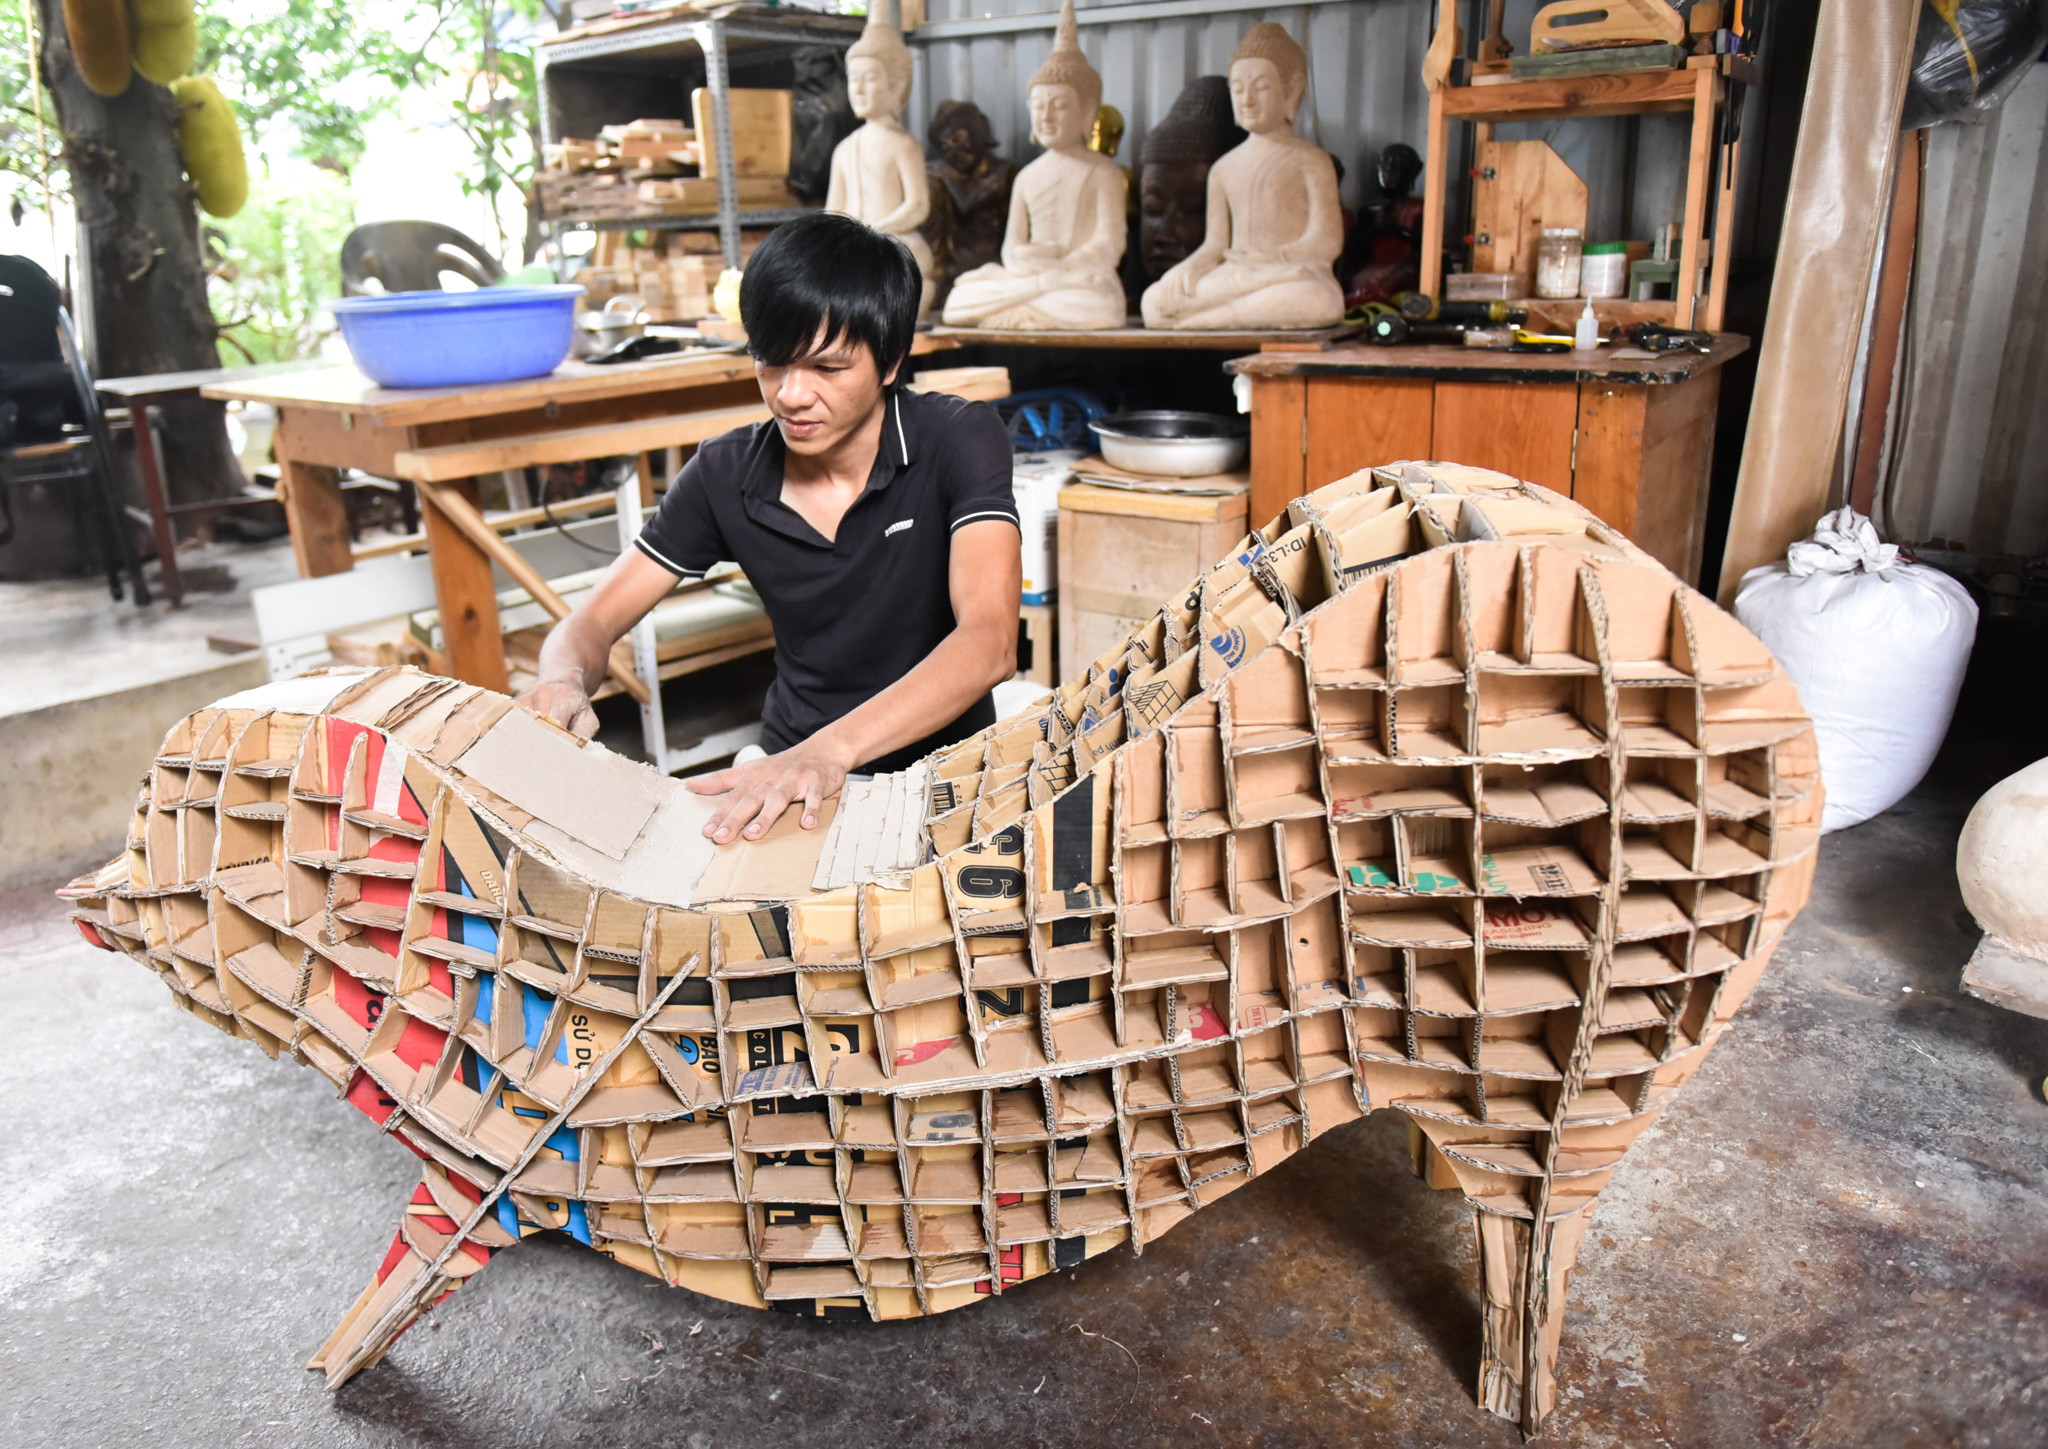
534 610 623 695
809 618 1014 771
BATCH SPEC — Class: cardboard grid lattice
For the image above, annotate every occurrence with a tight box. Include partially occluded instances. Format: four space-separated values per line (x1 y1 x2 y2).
61 463 1820 1432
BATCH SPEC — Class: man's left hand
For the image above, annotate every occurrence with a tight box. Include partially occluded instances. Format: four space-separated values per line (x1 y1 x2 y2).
686 739 851 843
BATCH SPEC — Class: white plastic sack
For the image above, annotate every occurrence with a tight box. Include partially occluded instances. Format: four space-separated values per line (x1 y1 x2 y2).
1734 508 1978 832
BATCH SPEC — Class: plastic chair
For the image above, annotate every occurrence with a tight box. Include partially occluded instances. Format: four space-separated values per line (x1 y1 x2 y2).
340 222 506 296
0 255 148 603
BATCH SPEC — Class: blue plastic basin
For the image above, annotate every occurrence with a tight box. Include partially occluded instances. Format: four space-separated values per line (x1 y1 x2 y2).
328 284 585 389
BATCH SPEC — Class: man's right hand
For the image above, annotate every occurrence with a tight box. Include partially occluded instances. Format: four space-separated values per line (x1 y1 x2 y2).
517 677 600 739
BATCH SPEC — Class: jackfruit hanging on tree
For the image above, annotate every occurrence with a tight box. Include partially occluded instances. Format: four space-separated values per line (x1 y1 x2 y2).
172 76 248 218
62 0 134 97
130 0 199 85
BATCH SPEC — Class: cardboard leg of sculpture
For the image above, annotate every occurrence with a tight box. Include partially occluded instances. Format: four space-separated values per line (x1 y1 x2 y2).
1475 1206 1589 1427
309 1168 494 1382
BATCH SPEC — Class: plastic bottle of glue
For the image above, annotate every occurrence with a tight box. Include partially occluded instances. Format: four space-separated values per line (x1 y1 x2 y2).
1574 300 1601 350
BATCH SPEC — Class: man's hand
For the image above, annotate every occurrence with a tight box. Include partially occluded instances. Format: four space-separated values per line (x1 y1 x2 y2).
516 676 599 739
687 738 851 843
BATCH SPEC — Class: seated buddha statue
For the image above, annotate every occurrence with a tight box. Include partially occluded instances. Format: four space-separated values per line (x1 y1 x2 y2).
825 0 935 316
1139 23 1345 332
940 0 1128 332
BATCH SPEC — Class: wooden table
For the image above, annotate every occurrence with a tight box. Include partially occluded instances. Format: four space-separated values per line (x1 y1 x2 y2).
203 339 958 688
1227 336 1748 584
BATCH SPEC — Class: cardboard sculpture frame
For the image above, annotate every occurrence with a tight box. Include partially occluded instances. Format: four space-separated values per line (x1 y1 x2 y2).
61 467 1820 1432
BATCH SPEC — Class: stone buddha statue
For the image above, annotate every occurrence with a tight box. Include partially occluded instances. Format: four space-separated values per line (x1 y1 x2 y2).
1139 23 1346 331
826 0 935 315
940 0 1128 332
921 100 1017 308
1138 76 1244 282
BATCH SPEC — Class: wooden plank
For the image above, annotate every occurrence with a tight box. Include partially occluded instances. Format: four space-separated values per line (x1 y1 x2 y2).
690 88 792 179
923 325 1355 351
1429 380 1579 492
277 458 355 578
351 490 623 563
1304 377 1435 489
204 350 758 423
1055 483 1247 525
1248 375 1307 531
1571 383 1648 538
1529 0 1682 51
1848 129 1921 516
1227 334 1750 383
1419 88 1449 299
1703 132 1742 333
199 334 958 425
1675 66 1720 329
420 477 510 693
417 478 649 703
1634 370 1721 581
1440 66 1701 122
393 404 774 482
1577 372 1722 582
1471 141 1589 281
274 406 403 475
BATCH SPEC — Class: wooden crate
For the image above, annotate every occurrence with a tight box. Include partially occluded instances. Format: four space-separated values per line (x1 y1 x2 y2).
1055 484 1248 682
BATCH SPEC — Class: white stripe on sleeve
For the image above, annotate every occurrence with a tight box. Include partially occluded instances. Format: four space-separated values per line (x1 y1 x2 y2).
635 535 707 579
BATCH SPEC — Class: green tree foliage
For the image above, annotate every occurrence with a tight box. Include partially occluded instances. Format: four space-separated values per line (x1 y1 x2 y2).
5 0 557 224
1 0 65 225
207 158 355 362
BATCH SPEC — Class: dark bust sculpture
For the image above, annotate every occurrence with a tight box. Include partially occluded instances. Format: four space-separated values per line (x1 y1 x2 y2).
788 45 860 204
1137 76 1244 281
921 100 1018 306
1343 141 1424 309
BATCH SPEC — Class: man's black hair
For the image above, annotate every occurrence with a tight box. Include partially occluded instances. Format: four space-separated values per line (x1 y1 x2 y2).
739 212 921 383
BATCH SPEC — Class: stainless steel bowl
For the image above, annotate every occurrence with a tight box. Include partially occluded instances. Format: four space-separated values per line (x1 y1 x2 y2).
1089 410 1249 477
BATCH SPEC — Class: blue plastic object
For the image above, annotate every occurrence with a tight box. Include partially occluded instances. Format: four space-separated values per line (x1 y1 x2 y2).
328 284 584 389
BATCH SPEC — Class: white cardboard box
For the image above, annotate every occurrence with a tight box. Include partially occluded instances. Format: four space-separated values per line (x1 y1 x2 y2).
1013 451 1079 606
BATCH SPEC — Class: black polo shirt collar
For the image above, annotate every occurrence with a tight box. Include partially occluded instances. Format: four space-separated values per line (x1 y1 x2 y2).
738 389 917 550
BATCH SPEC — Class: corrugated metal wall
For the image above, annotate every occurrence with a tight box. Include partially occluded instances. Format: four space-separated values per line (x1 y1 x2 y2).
906 0 1438 212
1886 65 2048 558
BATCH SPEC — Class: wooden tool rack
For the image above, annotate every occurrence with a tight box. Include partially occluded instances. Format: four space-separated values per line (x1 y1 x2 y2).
1419 57 1748 332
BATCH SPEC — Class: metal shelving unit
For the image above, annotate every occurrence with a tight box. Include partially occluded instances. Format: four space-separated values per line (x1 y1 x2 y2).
535 3 863 268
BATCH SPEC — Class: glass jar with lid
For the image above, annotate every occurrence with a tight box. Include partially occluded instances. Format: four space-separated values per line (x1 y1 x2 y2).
1534 227 1583 299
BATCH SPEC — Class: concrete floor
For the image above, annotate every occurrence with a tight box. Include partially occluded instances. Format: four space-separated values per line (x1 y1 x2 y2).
1 536 300 717
4 639 2044 1449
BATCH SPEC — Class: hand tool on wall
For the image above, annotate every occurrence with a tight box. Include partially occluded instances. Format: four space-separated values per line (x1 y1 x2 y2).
1530 0 1684 52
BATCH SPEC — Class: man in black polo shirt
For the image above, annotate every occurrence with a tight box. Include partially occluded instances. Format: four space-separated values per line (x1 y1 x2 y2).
518 213 1021 845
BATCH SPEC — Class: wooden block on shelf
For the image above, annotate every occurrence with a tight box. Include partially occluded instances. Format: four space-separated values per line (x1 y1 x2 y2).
690 88 793 179
906 365 1011 402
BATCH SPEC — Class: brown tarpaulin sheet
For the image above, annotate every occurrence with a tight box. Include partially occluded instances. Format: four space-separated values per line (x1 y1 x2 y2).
1716 0 1921 604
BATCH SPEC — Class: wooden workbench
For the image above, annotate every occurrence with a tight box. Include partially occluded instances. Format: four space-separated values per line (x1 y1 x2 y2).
203 336 959 688
1227 336 1748 584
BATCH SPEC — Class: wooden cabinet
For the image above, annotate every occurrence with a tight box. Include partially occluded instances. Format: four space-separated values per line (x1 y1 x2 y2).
1232 337 1747 585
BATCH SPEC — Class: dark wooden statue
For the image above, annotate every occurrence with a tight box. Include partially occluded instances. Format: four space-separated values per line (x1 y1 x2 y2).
920 100 1018 307
1136 76 1244 282
788 45 860 204
1343 141 1424 309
